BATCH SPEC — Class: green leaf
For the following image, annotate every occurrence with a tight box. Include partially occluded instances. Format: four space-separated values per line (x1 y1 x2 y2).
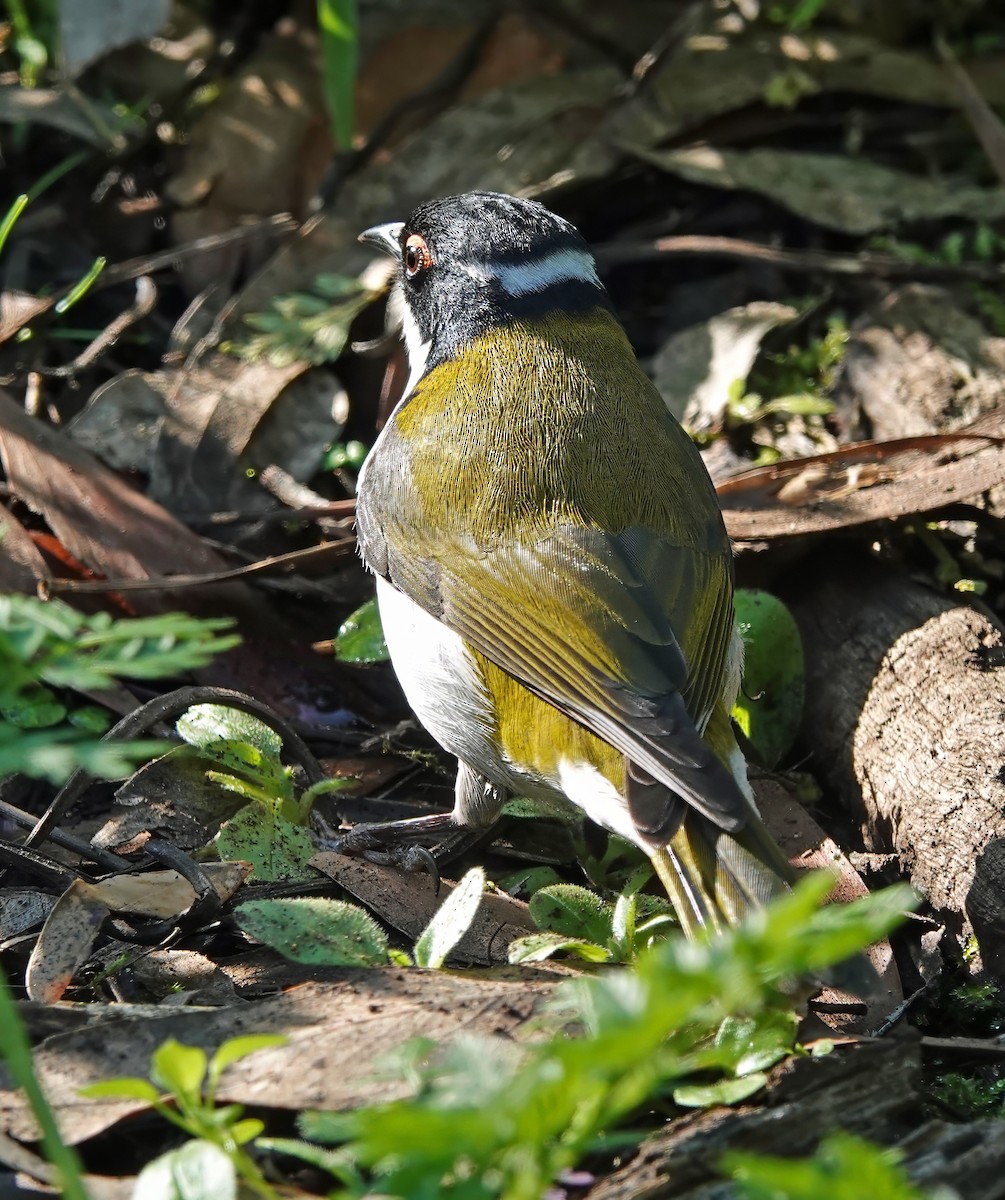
334 597 388 663
236 897 389 966
255 1136 360 1184
413 867 486 968
497 865 565 897
67 704 111 734
732 589 805 767
317 0 358 148
176 705 282 759
78 1077 161 1103
761 393 835 418
200 742 293 803
151 1040 207 1105
725 1132 929 1200
216 803 316 883
2 682 66 728
507 932 612 964
674 1072 768 1108
133 1140 237 1200
0 597 238 691
529 884 614 945
229 1118 265 1145
706 1010 797 1076
0 722 167 784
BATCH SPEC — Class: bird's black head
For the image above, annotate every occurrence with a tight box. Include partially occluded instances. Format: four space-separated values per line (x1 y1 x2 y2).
360 191 611 373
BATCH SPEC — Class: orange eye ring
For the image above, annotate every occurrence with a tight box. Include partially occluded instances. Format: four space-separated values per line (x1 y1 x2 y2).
403 233 433 279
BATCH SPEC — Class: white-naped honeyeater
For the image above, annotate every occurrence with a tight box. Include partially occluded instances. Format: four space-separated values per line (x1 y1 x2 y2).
353 191 794 936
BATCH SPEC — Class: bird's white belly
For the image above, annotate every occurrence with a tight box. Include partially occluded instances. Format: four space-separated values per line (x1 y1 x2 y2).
375 577 509 783
376 579 652 848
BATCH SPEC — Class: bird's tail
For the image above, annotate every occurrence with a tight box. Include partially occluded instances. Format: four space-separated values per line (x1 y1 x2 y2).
649 809 794 939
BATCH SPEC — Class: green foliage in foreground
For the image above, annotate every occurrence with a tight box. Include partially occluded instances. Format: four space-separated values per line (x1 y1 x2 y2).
68 878 917 1200
82 1035 287 1200
0 594 239 782
289 876 913 1200
727 1132 952 1200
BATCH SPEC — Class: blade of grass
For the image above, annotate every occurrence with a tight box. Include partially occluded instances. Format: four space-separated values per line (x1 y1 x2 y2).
317 0 357 148
0 968 89 1200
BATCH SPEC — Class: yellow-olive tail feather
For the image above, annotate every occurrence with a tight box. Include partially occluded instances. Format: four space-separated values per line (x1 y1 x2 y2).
650 811 794 940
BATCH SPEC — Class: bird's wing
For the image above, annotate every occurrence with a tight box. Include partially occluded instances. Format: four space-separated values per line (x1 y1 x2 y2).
380 522 746 833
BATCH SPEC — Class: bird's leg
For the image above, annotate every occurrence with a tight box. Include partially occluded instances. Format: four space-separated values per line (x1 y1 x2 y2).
322 763 507 883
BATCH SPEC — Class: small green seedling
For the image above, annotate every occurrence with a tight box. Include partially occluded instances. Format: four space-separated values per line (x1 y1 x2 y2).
81 1035 287 1200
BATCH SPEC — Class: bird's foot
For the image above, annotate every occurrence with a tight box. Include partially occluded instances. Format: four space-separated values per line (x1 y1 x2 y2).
317 811 494 891
330 822 442 884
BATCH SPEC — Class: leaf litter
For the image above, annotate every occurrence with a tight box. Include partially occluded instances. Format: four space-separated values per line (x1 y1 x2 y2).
3 0 1005 1193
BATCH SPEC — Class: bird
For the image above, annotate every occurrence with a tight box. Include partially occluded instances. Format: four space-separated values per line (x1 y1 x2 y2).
351 190 793 937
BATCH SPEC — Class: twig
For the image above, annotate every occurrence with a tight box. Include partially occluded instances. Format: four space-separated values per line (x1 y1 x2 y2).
936 32 1005 188
33 277 157 379
42 539 356 596
921 1035 1005 1061
596 234 1005 282
22 686 326 852
181 498 356 529
0 798 131 874
98 213 299 290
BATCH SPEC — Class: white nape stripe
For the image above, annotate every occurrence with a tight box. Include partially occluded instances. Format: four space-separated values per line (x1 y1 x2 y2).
478 248 602 297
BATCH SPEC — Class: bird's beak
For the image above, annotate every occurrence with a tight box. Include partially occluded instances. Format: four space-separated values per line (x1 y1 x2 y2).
358 221 405 256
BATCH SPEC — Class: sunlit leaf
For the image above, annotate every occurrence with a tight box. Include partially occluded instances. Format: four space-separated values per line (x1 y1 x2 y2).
334 596 388 664
236 897 388 966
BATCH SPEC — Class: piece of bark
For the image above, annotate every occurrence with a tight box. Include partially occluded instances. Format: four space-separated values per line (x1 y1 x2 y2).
0 972 560 1145
786 556 1005 974
586 1035 1005 1200
833 285 1005 441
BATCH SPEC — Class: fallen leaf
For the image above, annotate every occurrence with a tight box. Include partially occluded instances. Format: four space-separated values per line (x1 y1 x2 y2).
59 0 170 77
610 25 1005 150
0 975 558 1143
0 386 262 618
631 145 1005 236
653 301 798 428
718 430 1005 542
24 863 250 1004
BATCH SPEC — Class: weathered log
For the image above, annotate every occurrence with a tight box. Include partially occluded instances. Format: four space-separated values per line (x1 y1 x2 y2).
785 556 1005 975
586 1036 1005 1200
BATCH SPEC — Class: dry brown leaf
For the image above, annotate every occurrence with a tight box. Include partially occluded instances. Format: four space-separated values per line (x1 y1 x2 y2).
24 881 109 1004
0 386 260 613
610 26 1005 150
653 301 798 427
630 145 1005 236
0 290 54 345
165 16 331 220
0 505 50 592
0 975 558 1143
718 430 1005 543
24 863 250 1004
0 889 56 942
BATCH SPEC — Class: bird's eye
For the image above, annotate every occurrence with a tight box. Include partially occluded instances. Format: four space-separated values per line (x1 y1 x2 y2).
403 233 433 279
